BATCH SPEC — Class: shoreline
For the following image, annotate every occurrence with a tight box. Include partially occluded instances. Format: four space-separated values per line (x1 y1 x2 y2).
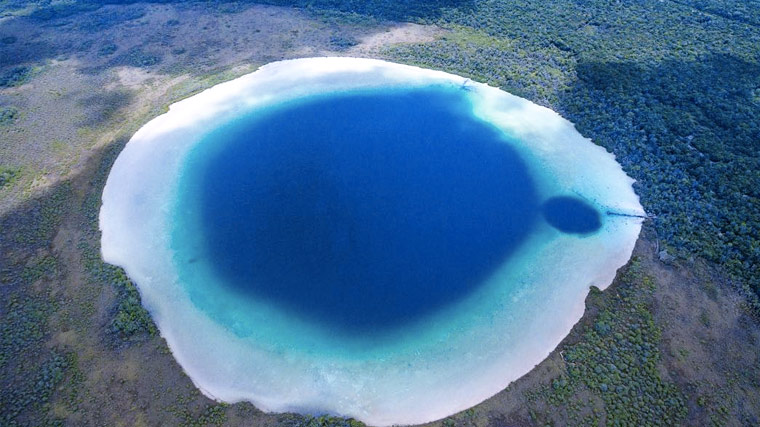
100 57 643 425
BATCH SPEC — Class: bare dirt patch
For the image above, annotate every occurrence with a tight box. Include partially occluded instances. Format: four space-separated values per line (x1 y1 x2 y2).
348 22 445 55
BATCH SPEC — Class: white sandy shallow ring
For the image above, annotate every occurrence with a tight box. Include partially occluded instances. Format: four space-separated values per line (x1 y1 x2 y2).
100 57 645 426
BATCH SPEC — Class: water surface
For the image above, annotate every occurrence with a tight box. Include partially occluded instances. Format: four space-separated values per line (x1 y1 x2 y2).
175 88 539 333
101 57 645 426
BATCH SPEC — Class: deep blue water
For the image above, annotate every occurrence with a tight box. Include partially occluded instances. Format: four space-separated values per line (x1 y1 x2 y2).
542 196 602 234
174 87 599 334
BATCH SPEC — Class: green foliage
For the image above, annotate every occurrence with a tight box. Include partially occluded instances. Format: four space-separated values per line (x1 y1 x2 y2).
127 50 161 67
35 351 68 403
166 401 229 427
298 414 366 427
7 182 72 247
76 5 146 32
17 0 470 22
112 47 162 68
528 259 687 425
561 55 760 297
0 65 32 87
21 255 59 283
180 0 471 22
682 0 760 26
329 34 358 50
0 258 66 425
563 286 687 423
69 136 156 343
110 273 158 338
0 292 53 369
0 166 21 189
82 137 128 232
0 106 19 126
0 178 72 426
0 349 68 425
27 1 99 20
79 240 157 341
388 32 572 105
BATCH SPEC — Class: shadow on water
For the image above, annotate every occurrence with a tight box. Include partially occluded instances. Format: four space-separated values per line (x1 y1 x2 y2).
183 88 539 333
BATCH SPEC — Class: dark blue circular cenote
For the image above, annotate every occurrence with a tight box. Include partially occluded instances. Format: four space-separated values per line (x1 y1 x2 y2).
542 196 602 234
173 86 600 334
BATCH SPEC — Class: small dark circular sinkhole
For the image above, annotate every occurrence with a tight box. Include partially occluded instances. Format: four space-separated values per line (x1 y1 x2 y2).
192 88 542 333
541 196 602 234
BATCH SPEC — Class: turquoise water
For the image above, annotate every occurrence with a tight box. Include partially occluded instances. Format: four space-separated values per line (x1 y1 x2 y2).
101 58 643 425
171 86 600 337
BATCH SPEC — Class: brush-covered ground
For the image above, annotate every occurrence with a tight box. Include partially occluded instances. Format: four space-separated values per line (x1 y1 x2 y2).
1 1 758 426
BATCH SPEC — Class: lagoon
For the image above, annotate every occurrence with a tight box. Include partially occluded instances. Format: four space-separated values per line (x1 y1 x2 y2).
173 87 543 333
100 57 644 426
